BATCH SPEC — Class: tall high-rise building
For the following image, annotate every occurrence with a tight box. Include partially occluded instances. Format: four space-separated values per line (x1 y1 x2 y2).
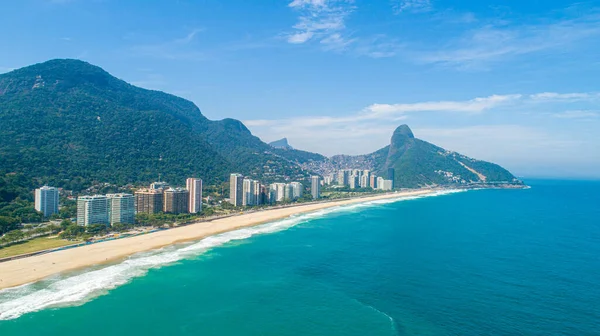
260 185 269 205
242 178 254 206
377 177 385 190
271 183 286 202
268 184 278 204
135 189 164 214
34 186 59 218
337 170 350 186
229 174 244 206
387 168 395 189
311 176 320 199
323 175 334 185
284 184 294 201
290 182 303 199
77 195 110 226
163 188 189 214
186 178 203 214
107 193 135 225
252 180 262 205
360 173 370 188
349 175 360 189
369 174 378 189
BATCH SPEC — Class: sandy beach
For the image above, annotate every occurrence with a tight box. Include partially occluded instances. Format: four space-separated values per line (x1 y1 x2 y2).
0 189 435 290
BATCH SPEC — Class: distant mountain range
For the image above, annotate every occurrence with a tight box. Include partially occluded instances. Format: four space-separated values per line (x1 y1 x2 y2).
0 59 520 190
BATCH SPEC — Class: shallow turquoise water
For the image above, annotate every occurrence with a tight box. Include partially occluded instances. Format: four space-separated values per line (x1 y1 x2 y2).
1 180 599 335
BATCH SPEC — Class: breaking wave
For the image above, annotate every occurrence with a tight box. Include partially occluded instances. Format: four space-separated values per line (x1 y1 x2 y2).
0 189 465 320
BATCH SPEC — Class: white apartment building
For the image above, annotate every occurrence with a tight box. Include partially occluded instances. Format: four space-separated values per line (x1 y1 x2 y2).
290 182 303 199
107 193 135 225
230 173 244 206
35 186 59 217
186 178 203 213
311 176 320 199
77 195 110 226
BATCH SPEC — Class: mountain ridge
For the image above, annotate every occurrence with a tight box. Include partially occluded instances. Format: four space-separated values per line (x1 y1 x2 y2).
0 59 318 189
0 59 520 191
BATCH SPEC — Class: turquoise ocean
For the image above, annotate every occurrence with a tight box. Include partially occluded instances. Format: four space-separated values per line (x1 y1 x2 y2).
0 179 599 335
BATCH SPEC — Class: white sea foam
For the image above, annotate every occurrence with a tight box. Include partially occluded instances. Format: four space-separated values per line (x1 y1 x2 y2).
0 189 464 320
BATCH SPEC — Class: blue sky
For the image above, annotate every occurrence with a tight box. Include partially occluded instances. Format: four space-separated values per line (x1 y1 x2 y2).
1 0 599 178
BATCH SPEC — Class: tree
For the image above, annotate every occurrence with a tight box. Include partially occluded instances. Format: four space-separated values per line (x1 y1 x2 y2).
86 224 108 236
0 216 19 235
1 229 25 244
47 224 61 234
60 219 74 230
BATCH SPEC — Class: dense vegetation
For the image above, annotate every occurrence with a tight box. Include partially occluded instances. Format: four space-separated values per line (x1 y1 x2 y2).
0 59 317 191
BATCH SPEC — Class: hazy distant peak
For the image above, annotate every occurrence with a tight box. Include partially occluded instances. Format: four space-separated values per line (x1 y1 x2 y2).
269 138 293 149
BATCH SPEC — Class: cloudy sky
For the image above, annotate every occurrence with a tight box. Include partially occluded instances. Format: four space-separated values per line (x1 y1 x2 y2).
1 0 599 178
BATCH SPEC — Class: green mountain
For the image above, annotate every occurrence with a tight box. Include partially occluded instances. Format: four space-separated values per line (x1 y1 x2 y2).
368 125 520 188
0 59 316 190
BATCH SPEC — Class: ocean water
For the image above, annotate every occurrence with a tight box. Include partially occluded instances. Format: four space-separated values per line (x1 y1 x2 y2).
0 180 599 335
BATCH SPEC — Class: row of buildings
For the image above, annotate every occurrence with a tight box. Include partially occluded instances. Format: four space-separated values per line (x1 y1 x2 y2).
134 178 202 215
33 173 325 227
229 174 321 206
76 178 203 226
323 168 395 191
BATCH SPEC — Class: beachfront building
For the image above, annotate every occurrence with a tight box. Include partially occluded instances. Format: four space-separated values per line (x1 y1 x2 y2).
242 178 255 206
260 185 270 205
311 176 321 199
253 180 262 206
369 175 378 189
270 183 286 202
163 188 189 214
229 173 244 207
380 180 394 191
290 182 303 199
349 175 360 189
135 189 164 214
186 178 203 214
107 193 135 225
283 183 294 201
377 177 385 190
337 170 350 186
360 173 370 188
77 195 110 226
34 186 59 218
387 168 395 188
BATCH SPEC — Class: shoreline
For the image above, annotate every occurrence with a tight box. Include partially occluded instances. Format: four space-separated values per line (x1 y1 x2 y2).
0 188 460 290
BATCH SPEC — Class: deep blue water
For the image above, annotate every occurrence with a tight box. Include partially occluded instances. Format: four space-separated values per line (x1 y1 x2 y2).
0 180 599 335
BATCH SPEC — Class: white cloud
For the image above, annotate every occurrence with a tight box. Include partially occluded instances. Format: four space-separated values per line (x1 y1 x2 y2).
365 94 521 117
244 91 600 173
174 28 204 44
286 0 354 45
530 92 600 102
552 110 599 119
245 94 523 155
419 13 600 68
392 0 432 14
